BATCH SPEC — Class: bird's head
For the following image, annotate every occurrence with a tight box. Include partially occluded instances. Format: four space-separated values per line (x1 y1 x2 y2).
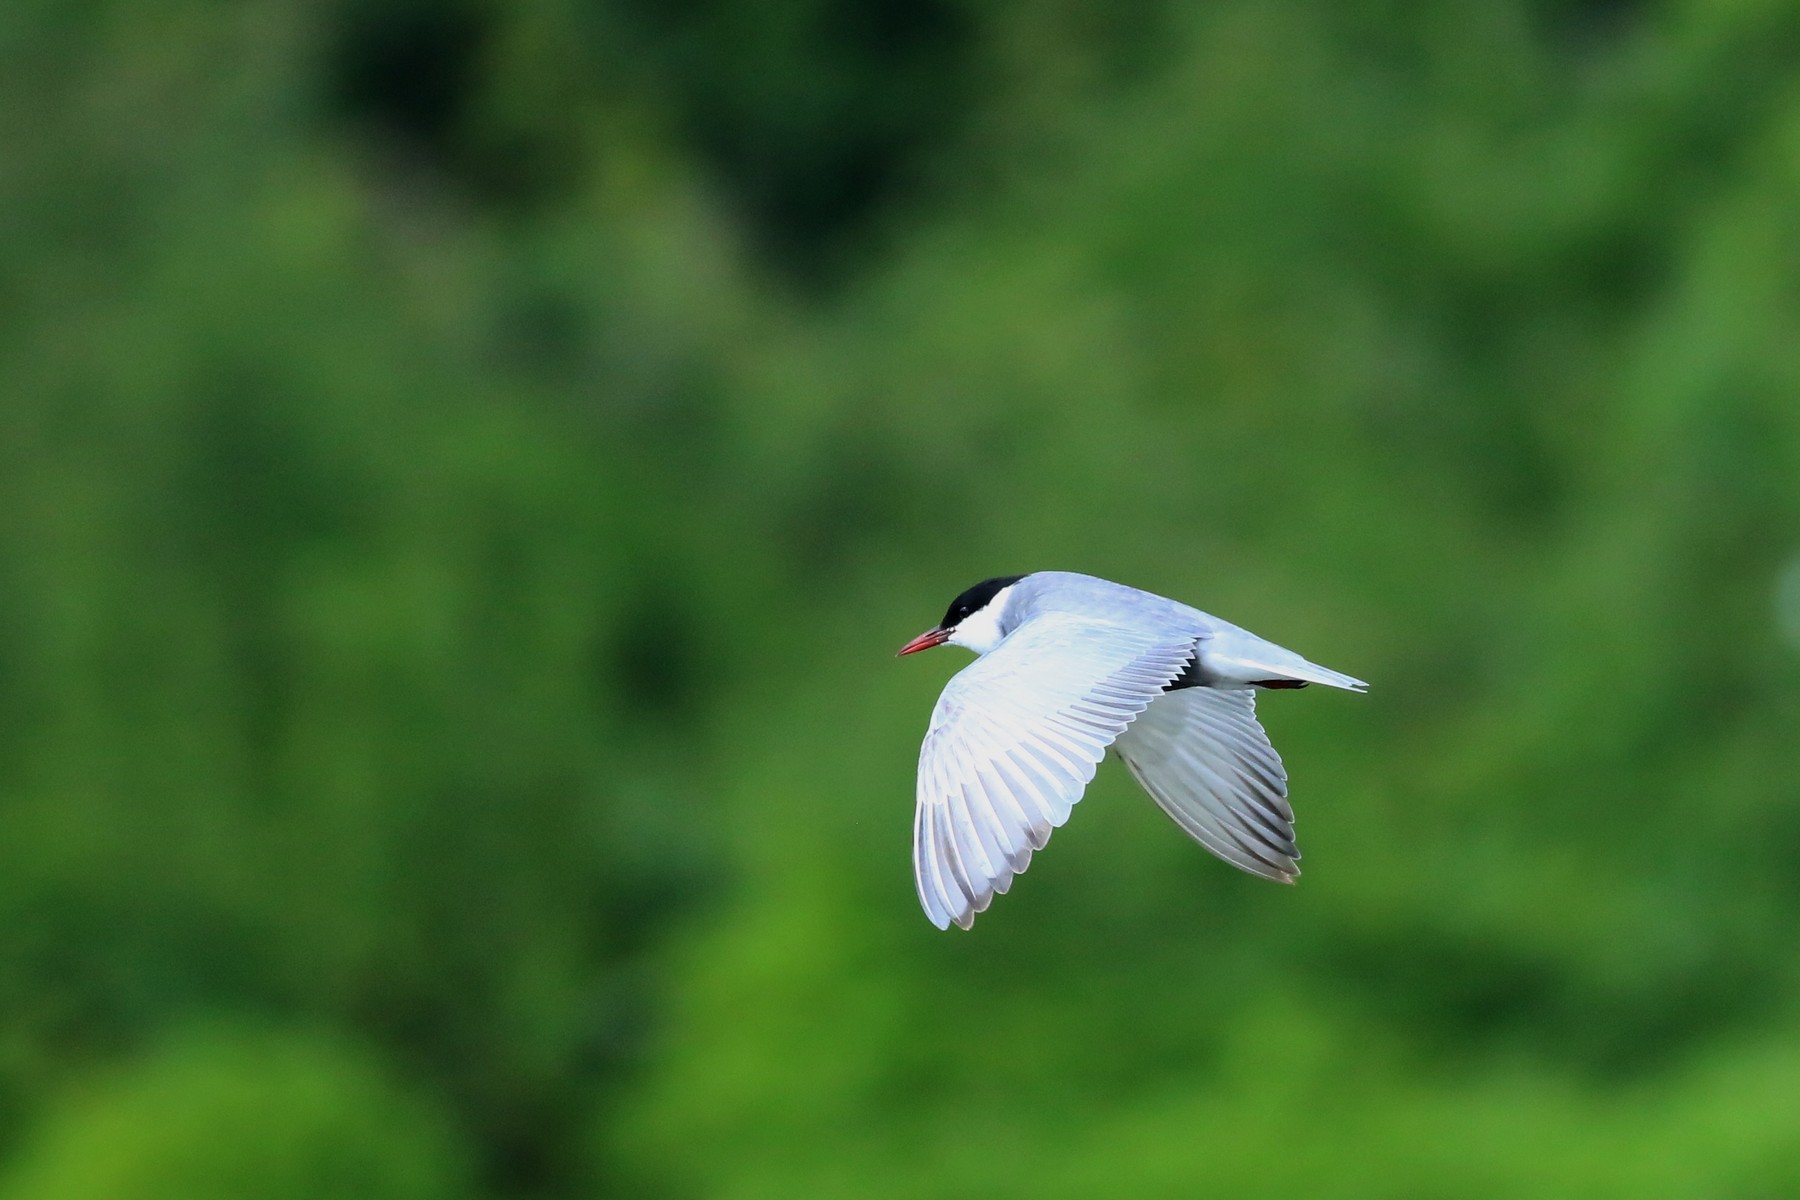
897 575 1026 657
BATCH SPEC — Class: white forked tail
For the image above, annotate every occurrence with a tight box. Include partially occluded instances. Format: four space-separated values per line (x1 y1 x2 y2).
1195 628 1368 692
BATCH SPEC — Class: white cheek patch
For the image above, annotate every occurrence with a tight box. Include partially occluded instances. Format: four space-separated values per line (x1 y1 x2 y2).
946 583 1018 655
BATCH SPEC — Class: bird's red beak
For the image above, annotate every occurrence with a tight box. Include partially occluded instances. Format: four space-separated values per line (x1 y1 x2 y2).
896 627 949 656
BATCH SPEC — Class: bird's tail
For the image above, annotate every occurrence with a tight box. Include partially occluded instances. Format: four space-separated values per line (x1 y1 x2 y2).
1196 629 1368 692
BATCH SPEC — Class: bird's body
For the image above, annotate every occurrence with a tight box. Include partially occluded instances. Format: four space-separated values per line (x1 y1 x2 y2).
897 571 1366 930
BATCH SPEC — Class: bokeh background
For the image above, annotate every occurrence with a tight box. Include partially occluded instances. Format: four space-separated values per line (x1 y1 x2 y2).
4 0 1800 1196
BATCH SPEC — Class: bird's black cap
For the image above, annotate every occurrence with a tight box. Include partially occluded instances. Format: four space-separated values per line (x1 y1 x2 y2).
940 575 1026 630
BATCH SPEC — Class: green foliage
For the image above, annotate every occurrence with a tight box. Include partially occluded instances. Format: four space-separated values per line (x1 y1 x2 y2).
0 1031 467 1200
2 0 1799 1196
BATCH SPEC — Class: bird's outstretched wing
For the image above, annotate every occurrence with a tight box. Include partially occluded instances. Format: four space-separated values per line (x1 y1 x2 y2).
1113 686 1299 881
914 613 1196 930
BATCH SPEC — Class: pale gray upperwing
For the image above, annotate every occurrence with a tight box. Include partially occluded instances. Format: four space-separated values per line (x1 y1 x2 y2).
913 612 1196 930
1006 573 1366 692
1113 686 1299 881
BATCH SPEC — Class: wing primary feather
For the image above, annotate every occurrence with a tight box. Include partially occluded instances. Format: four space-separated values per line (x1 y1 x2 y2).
1017 742 1083 808
1180 750 1296 858
989 754 1055 848
921 801 959 929
1123 753 1290 880
944 782 995 895
1198 703 1290 803
1002 747 1062 808
956 776 1010 882
1221 823 1298 875
931 760 982 908
1180 748 1293 850
931 747 988 890
927 805 964 927
957 778 1014 904
936 818 978 927
912 799 947 930
1026 734 1099 791
917 809 942 926
975 761 1040 865
965 756 1026 861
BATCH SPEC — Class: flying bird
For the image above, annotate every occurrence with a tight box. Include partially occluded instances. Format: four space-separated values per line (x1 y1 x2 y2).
897 571 1366 930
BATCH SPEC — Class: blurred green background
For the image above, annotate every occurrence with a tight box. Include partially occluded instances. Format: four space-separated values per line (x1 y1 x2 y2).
4 0 1800 1196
